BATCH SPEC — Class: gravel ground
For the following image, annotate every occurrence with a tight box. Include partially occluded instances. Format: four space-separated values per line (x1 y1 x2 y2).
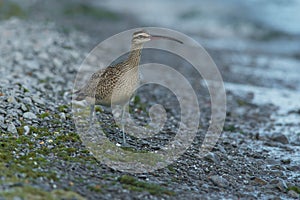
0 4 300 200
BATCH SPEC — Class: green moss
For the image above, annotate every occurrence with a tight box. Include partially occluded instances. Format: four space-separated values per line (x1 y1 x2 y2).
167 165 176 173
288 186 300 194
16 82 30 93
87 184 102 193
95 106 102 112
120 146 148 153
0 127 93 184
0 1 27 20
0 185 86 200
133 95 141 105
118 175 175 196
237 99 248 106
87 140 163 166
29 125 50 134
55 132 81 143
0 124 100 200
223 125 237 132
16 127 24 135
130 95 147 114
58 104 69 112
38 112 50 119
0 136 58 181
64 4 119 20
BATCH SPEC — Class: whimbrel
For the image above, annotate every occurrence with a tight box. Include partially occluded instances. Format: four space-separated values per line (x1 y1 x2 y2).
74 30 183 144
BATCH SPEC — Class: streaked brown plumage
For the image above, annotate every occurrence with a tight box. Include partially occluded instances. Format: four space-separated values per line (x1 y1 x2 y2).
74 30 183 144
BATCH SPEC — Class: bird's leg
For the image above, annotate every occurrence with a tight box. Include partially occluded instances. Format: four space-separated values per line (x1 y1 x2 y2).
121 105 126 145
89 104 95 128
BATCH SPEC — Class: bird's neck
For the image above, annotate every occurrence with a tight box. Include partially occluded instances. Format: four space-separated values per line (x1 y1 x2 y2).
127 43 143 68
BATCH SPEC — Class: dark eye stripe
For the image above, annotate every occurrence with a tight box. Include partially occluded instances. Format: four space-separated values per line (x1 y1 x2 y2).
134 35 147 39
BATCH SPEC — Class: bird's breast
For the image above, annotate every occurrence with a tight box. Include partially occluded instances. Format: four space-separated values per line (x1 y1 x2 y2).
96 68 139 106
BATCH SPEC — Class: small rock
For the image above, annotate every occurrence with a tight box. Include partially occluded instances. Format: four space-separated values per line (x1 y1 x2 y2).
24 60 39 70
288 190 299 198
14 51 24 61
20 103 28 112
59 112 66 120
205 152 220 164
7 96 16 103
7 122 18 134
216 144 226 154
281 158 291 164
210 175 228 188
0 108 6 114
38 52 49 60
24 126 30 135
23 97 33 105
32 96 45 105
270 133 289 144
270 170 285 177
276 179 288 192
53 58 62 68
0 123 7 129
270 165 286 171
252 177 268 185
265 158 280 165
269 178 288 192
23 112 37 119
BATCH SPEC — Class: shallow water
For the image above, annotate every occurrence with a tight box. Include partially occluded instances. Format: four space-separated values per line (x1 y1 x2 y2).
97 0 300 36
96 0 300 60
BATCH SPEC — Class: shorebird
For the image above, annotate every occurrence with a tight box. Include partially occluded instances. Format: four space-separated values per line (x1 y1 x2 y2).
74 30 183 145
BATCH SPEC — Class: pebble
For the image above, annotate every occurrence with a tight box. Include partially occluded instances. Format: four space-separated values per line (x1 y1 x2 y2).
59 112 66 120
270 133 289 144
281 158 291 164
0 109 6 114
53 58 62 68
32 96 45 105
252 177 268 185
210 175 229 188
20 103 28 112
7 96 16 103
23 112 37 119
14 51 23 61
288 190 299 198
204 152 220 164
7 122 18 134
267 178 288 192
24 60 39 70
275 179 288 192
0 115 4 123
24 126 30 135
23 97 33 105
38 52 49 60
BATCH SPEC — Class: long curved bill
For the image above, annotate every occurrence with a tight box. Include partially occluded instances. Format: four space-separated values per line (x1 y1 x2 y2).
150 34 183 44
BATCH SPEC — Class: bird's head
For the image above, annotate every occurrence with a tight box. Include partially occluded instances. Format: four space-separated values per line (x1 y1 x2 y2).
132 30 183 45
132 30 152 44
